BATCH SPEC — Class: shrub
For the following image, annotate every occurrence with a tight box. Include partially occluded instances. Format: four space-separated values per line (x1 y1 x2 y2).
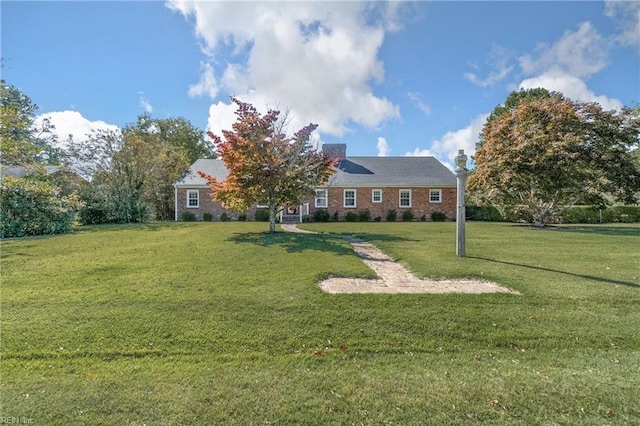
237 213 247 221
431 211 447 222
1 176 80 238
220 212 230 222
358 209 371 222
560 205 640 224
466 205 504 222
302 214 312 223
332 211 340 222
401 210 414 222
421 214 427 222
345 211 358 222
314 209 330 222
203 212 213 222
254 208 270 222
374 216 382 222
386 209 397 222
181 211 197 222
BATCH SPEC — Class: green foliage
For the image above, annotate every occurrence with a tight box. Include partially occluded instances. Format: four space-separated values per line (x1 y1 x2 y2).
203 212 213 222
332 211 340 221
77 176 152 225
430 211 447 222
345 211 358 222
0 82 62 166
181 211 197 222
220 212 230 222
560 205 640 224
386 209 397 222
313 209 330 222
254 208 270 222
420 214 427 222
0 176 79 238
470 91 640 226
374 216 382 222
401 210 414 221
237 213 247 222
466 205 504 222
357 209 371 222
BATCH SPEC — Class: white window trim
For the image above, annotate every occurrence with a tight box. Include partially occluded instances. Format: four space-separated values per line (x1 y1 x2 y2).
315 189 328 208
372 189 382 203
399 189 412 208
343 189 356 208
186 189 199 208
429 189 442 204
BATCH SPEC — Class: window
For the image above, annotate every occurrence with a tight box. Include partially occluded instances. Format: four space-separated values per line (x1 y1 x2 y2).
187 190 199 208
343 189 356 208
399 189 412 208
315 189 328 208
429 189 442 203
372 189 382 203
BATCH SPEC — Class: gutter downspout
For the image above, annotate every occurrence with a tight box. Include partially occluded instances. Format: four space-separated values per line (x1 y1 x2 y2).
174 185 178 222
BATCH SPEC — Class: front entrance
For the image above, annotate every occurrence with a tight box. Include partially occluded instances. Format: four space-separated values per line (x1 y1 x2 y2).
279 204 309 223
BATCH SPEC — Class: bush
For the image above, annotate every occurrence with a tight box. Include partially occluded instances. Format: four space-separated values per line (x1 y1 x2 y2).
401 210 414 222
314 209 331 222
1 176 80 238
77 180 152 225
466 205 504 222
431 211 447 222
332 211 340 222
374 216 382 222
302 214 312 223
345 211 358 222
421 214 427 222
560 205 640 224
386 209 397 222
203 212 213 222
237 213 247 222
254 208 270 222
220 212 230 222
358 209 371 222
181 211 197 222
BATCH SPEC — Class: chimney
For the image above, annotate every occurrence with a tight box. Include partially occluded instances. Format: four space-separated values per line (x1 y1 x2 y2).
322 143 347 160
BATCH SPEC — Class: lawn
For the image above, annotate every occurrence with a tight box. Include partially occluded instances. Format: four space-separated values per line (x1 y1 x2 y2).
1 221 638 424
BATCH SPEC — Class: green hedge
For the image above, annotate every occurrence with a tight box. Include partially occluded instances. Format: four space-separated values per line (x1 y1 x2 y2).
1 176 80 238
560 206 640 224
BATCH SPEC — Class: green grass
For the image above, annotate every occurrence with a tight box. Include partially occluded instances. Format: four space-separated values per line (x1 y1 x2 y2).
1 221 639 424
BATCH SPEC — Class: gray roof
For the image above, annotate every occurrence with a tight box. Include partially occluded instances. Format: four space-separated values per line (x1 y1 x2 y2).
174 156 456 187
328 157 456 187
174 158 228 186
0 164 61 178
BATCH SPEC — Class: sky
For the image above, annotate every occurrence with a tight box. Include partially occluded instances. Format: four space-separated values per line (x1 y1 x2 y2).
2 1 639 170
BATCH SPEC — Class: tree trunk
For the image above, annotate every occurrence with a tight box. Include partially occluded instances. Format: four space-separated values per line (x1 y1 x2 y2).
268 203 277 233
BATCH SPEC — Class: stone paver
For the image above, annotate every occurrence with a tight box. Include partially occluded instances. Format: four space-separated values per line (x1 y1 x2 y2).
281 224 519 295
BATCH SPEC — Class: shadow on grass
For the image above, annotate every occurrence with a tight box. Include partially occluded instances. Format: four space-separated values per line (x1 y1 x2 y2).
229 232 357 255
343 233 420 243
541 225 640 237
470 256 640 289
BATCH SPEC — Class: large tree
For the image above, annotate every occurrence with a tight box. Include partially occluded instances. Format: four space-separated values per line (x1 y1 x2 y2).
199 97 336 233
469 92 640 226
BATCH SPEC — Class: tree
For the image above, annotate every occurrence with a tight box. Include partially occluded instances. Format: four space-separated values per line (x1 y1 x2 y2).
199 97 336 233
469 92 640 226
0 81 62 166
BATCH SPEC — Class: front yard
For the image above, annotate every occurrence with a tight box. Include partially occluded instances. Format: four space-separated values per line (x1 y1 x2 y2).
1 222 638 424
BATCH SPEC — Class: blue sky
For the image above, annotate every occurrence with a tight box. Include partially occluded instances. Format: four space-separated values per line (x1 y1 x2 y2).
2 1 638 169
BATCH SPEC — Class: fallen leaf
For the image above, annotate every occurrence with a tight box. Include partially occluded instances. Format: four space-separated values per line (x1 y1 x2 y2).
340 345 348 351
314 351 323 356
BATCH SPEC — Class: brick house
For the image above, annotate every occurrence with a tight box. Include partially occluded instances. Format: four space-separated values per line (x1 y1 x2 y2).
174 144 457 222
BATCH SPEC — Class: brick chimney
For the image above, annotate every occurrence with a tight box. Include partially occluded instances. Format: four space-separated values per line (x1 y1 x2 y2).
322 143 347 160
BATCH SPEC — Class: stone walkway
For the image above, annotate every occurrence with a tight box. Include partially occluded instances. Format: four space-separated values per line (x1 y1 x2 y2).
280 224 519 295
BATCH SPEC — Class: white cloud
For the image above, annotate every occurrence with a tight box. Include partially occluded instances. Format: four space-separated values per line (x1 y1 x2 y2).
519 22 608 79
167 1 400 137
464 44 514 88
188 62 219 99
138 91 153 113
205 101 240 142
519 70 623 111
605 0 640 51
405 113 488 170
376 137 390 157
407 92 431 116
34 111 120 149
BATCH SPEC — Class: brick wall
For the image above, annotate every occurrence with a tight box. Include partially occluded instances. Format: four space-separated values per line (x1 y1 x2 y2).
177 186 457 221
310 186 456 221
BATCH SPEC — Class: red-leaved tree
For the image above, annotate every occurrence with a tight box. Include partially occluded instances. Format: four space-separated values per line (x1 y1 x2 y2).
199 97 336 233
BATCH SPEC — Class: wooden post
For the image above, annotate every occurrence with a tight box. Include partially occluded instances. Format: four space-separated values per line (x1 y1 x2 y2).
455 150 468 257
